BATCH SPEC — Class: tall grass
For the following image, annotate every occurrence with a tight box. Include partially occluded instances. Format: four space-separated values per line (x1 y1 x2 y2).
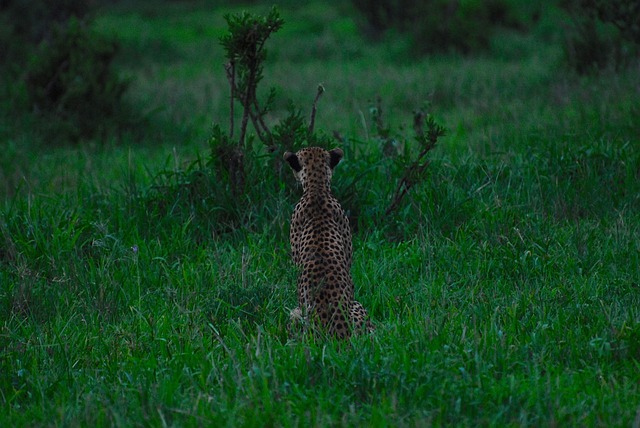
1 0 639 426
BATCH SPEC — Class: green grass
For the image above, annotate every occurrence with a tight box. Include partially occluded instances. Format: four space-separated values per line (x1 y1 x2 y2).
2 0 640 426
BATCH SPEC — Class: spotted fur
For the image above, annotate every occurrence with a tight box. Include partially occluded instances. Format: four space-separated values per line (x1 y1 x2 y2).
284 147 372 339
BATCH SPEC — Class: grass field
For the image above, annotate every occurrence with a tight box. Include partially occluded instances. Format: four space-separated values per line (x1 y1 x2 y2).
1 1 640 426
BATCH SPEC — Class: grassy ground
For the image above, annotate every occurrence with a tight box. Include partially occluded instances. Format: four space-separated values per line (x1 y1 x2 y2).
1 1 640 426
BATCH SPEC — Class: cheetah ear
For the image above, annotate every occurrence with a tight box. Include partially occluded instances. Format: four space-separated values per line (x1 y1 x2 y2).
284 151 302 172
329 148 343 169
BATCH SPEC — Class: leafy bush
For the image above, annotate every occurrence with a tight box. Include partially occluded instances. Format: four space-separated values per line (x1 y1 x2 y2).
350 0 518 54
579 0 640 44
0 0 131 143
24 17 129 141
563 0 640 73
0 0 91 65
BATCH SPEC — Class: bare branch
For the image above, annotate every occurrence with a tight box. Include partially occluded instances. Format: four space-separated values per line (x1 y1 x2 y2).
384 159 431 217
384 111 442 217
308 84 325 135
224 61 235 139
251 98 272 142
238 62 258 147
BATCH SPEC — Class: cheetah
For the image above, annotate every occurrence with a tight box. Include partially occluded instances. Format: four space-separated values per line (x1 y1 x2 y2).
283 147 372 339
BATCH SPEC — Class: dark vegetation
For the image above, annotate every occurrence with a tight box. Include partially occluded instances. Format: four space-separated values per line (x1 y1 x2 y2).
350 0 530 53
563 0 640 73
1 0 131 142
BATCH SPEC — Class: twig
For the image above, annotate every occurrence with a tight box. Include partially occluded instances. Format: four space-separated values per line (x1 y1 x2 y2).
224 61 235 139
251 98 272 142
308 84 324 135
44 59 70 101
238 65 256 148
384 137 437 217
384 160 431 217
247 106 266 143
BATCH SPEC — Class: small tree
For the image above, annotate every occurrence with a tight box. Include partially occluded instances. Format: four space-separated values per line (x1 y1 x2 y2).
213 7 329 195
215 7 283 195
220 7 283 150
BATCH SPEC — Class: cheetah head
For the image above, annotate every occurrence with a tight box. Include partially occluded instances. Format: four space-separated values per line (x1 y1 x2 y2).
283 147 343 191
